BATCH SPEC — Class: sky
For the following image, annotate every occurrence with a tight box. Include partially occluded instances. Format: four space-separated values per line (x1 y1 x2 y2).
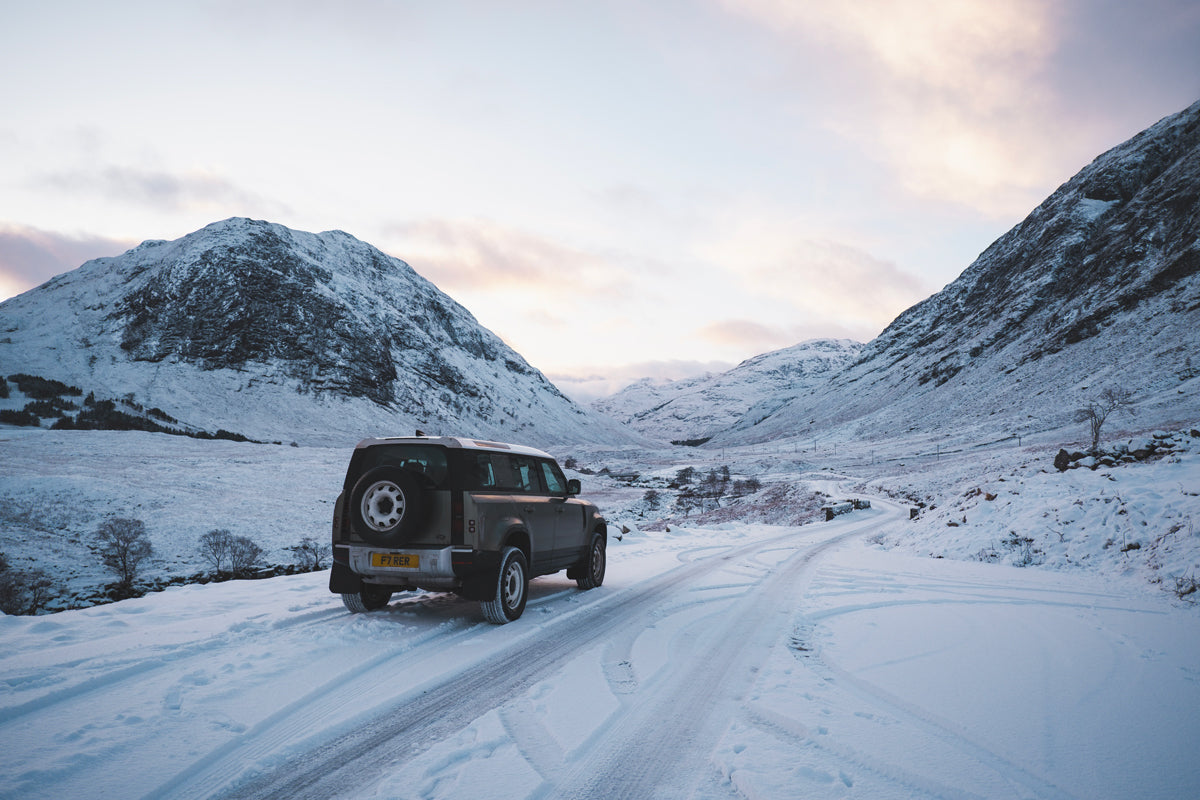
2 1 1199 401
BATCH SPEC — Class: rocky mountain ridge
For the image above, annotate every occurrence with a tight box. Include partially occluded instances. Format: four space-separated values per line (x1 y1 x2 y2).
709 99 1200 447
0 218 635 447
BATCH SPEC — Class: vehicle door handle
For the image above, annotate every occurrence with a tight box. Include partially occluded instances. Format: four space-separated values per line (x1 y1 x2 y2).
524 507 535 513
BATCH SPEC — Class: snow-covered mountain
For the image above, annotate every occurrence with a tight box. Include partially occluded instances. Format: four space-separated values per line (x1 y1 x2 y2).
713 99 1200 446
0 218 635 446
592 339 861 443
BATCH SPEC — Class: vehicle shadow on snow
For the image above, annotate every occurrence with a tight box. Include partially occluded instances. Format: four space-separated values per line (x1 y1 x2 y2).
357 576 586 625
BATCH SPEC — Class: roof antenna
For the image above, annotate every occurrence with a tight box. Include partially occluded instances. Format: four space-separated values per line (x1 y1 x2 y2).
415 429 425 437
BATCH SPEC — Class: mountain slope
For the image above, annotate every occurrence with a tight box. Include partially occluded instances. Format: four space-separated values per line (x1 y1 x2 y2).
713 99 1200 446
0 218 635 446
593 339 861 443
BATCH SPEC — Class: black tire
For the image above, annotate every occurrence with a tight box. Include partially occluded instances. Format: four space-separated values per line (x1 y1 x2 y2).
481 546 528 624
349 466 428 547
342 585 392 613
574 533 606 590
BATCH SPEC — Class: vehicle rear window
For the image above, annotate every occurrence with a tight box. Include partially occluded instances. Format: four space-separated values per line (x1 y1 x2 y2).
353 445 450 488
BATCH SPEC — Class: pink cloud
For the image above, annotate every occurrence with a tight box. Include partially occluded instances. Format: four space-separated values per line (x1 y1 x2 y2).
0 224 136 300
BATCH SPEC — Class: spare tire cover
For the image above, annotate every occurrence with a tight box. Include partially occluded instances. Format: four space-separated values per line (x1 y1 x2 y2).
349 466 429 547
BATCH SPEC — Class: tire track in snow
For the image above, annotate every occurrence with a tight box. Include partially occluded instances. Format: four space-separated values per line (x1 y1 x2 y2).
0 605 347 728
544 511 882 799
186 524 849 800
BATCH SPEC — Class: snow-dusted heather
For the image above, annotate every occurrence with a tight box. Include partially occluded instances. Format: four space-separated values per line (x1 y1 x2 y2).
861 429 1200 599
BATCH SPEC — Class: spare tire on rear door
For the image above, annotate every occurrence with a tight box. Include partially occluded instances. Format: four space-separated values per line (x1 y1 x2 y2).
349 466 430 547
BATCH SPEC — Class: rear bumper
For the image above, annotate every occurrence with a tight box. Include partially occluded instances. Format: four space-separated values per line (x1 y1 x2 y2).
330 544 499 593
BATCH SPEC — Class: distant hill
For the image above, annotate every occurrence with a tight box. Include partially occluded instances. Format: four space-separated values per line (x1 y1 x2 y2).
710 99 1200 447
0 218 637 447
592 339 861 443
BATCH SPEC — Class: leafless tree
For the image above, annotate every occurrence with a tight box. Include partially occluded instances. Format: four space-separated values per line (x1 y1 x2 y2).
199 529 234 574
96 517 153 586
1073 387 1135 452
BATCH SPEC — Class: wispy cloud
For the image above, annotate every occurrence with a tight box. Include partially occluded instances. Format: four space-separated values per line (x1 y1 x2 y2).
383 218 630 299
38 165 288 216
720 0 1065 215
549 358 736 402
695 316 867 354
696 319 794 353
753 238 927 323
705 223 930 339
0 224 136 300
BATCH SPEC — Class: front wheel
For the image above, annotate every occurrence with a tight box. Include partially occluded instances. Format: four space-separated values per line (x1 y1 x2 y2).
342 585 392 613
574 533 606 590
481 546 528 624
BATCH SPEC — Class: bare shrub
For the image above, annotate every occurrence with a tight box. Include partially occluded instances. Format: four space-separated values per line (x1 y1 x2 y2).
288 536 330 571
0 552 51 615
228 535 263 577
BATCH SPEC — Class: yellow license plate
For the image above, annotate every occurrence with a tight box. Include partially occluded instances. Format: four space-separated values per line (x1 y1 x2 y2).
371 552 419 569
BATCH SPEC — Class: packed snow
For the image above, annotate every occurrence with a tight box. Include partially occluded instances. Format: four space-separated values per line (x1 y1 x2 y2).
2 422 1199 799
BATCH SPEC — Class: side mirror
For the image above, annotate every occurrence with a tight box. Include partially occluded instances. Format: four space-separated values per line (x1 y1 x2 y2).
566 478 581 496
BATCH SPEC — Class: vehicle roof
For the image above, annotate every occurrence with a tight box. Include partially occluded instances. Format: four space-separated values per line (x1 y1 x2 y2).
353 435 554 460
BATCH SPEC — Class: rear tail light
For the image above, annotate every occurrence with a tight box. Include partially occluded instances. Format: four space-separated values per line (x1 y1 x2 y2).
332 493 347 542
451 491 465 543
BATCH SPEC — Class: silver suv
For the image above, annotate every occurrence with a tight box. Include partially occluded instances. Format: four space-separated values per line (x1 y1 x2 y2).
329 436 607 623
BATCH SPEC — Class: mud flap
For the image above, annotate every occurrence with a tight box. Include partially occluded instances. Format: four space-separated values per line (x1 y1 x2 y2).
329 561 363 594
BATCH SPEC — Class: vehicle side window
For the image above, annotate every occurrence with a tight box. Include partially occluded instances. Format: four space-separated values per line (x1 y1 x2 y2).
507 455 543 494
464 452 501 489
539 460 567 495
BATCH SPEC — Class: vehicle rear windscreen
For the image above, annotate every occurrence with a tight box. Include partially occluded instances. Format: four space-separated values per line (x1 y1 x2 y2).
351 445 450 489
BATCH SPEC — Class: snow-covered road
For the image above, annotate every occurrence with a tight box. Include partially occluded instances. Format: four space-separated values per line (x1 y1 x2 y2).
2 500 1197 800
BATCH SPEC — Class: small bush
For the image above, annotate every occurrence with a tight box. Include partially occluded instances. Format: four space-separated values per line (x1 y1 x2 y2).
0 553 55 615
229 536 263 577
288 537 330 571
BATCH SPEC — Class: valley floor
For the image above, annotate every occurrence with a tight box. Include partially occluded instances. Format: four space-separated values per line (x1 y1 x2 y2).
1 501 1198 800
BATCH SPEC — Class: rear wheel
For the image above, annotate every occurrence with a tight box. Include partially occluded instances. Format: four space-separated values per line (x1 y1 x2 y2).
574 533 606 590
481 546 528 624
342 585 392 613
